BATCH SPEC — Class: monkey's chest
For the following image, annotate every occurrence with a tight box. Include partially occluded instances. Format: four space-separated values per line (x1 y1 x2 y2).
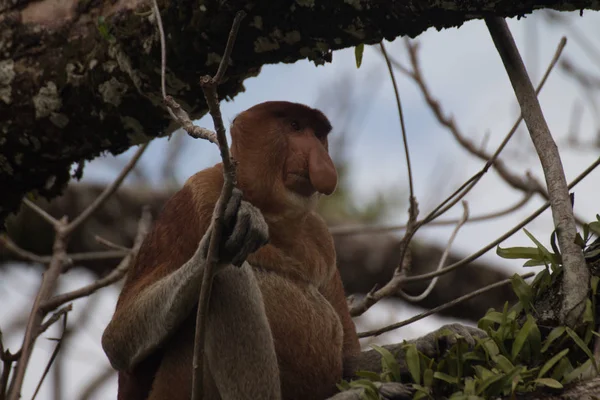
255 270 344 400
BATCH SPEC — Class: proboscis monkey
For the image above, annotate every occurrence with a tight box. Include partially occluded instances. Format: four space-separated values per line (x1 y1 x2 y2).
101 101 486 400
102 101 361 400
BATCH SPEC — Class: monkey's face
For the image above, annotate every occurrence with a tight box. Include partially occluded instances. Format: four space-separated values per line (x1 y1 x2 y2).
231 101 337 213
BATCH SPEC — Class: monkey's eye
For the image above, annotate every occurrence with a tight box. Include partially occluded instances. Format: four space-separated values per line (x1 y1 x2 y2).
290 120 301 131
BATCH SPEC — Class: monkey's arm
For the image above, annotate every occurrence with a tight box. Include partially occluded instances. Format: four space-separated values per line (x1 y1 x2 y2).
102 187 268 371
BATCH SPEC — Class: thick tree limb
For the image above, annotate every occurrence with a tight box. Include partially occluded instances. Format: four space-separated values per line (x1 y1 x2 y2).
1 0 600 225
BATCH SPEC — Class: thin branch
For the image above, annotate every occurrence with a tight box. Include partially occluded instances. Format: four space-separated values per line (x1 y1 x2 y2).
358 272 535 338
400 156 600 285
38 305 72 336
486 17 588 327
31 313 68 400
64 143 149 236
22 199 59 228
41 208 152 312
330 191 532 236
398 201 469 302
0 235 47 264
95 235 130 252
401 37 565 201
379 41 415 200
7 218 69 400
150 0 218 143
191 11 246 400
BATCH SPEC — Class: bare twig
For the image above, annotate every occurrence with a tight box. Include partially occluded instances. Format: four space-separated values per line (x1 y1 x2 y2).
399 201 469 302
22 199 59 228
95 236 130 252
330 191 532 236
402 159 600 286
358 272 535 338
38 305 72 335
348 155 599 317
31 313 68 400
65 143 149 236
191 12 246 400
400 37 566 201
8 218 69 400
0 235 47 264
150 1 246 398
41 208 152 312
380 42 415 200
486 17 588 327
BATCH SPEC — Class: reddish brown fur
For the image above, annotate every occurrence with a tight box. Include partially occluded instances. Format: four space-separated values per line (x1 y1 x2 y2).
113 101 360 400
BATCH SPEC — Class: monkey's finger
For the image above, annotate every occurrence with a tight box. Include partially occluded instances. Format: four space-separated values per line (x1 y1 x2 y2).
223 188 243 232
225 211 251 263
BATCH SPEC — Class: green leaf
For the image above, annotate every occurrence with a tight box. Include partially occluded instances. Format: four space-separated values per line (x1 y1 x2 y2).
583 299 594 324
355 44 365 68
534 378 563 389
511 274 533 311
372 345 402 381
355 370 381 381
592 276 599 295
589 221 600 235
550 357 573 382
476 373 505 395
563 359 593 383
423 368 433 388
566 327 598 372
464 377 476 395
511 315 534 360
523 228 560 264
538 348 569 379
405 343 421 385
493 355 514 373
433 371 459 384
496 246 543 260
541 327 565 353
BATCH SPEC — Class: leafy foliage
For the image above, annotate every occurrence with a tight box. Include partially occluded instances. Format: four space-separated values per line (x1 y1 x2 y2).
338 217 600 399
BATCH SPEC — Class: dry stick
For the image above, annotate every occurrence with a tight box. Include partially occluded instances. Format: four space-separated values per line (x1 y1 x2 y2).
191 12 246 400
8 145 149 399
349 156 599 319
358 272 535 338
7 217 68 400
486 17 588 327
380 42 415 202
399 201 469 302
147 3 244 398
379 41 420 285
40 208 152 313
333 36 565 240
330 192 532 236
150 0 217 144
65 143 149 236
402 155 600 285
31 313 68 400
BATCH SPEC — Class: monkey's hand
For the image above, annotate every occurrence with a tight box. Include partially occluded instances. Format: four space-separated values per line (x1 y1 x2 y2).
410 323 487 358
201 188 269 268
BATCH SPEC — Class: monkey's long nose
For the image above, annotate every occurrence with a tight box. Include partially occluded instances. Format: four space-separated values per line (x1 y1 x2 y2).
308 145 337 195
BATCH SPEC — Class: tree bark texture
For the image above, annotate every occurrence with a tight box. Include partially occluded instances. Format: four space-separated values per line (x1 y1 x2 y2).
1 0 600 225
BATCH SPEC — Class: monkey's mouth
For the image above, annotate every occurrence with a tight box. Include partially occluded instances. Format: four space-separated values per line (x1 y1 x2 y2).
285 172 316 197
